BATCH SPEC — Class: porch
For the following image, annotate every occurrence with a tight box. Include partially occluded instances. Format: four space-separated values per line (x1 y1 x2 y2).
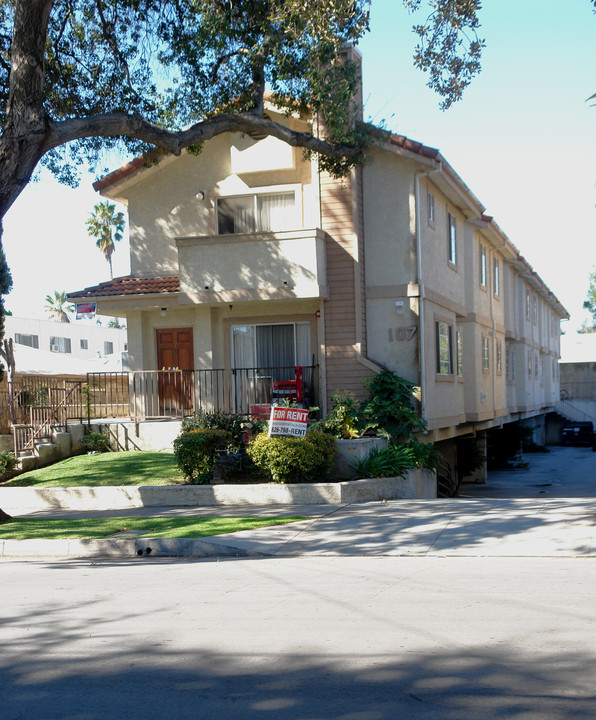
0 366 318 457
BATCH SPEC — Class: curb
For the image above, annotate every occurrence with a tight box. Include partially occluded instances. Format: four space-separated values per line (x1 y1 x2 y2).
0 537 268 559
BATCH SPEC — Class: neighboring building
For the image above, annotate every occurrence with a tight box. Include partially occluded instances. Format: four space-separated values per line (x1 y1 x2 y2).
4 315 128 374
67 51 567 477
558 333 596 425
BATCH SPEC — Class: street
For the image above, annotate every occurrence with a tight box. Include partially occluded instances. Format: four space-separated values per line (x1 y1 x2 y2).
3 555 596 719
2 445 596 719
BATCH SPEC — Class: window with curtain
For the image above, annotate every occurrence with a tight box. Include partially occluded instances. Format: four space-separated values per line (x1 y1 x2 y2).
217 192 296 234
231 322 310 372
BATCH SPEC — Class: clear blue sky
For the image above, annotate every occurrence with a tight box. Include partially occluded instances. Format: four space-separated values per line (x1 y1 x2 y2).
3 0 596 332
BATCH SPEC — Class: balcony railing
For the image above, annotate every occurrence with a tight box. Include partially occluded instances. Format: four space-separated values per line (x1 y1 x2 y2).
86 365 318 421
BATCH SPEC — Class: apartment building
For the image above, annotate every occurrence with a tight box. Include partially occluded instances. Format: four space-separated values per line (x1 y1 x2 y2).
68 52 567 478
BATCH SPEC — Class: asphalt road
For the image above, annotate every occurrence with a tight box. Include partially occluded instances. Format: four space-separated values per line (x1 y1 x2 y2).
3 445 596 719
3 553 596 719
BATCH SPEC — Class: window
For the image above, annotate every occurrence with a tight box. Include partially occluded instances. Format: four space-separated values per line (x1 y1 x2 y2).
80 339 88 350
525 289 531 320
493 258 500 296
480 245 487 287
231 322 310 371
436 321 452 375
448 213 457 264
104 341 114 355
50 337 71 353
532 296 537 325
217 191 297 234
535 353 539 378
496 342 502 374
482 337 489 372
528 351 532 377
456 330 463 377
15 333 39 349
427 191 435 224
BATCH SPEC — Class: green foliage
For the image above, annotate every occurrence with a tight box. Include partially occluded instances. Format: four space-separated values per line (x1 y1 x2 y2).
350 444 417 479
80 432 111 453
86 201 126 279
360 370 426 441
173 428 229 483
0 450 17 481
311 391 361 438
44 291 74 323
247 430 336 483
405 439 441 470
580 267 596 333
404 0 485 109
181 410 247 449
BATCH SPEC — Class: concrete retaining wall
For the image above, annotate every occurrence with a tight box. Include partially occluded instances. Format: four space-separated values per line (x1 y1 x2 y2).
1 469 436 511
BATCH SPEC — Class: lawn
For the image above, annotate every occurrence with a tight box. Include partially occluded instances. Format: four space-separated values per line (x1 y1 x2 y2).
2 451 186 487
0 515 308 539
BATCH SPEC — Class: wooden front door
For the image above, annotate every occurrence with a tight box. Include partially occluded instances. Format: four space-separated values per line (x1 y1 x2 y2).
156 328 194 415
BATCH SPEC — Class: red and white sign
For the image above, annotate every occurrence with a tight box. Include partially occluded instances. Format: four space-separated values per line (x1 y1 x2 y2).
268 406 309 438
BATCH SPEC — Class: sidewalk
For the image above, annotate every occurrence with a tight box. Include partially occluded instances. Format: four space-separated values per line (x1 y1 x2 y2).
2 446 595 560
2 497 595 559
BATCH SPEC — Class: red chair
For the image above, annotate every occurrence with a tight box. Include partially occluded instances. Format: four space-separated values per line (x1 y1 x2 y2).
273 366 303 404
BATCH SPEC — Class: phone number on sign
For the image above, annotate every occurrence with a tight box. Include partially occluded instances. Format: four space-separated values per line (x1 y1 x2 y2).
270 425 307 437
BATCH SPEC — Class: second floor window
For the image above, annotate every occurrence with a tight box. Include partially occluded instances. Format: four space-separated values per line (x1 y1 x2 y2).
448 213 457 264
436 321 452 375
104 341 114 355
80 339 88 350
456 330 463 377
428 191 435 224
480 245 487 286
217 191 296 234
494 258 500 296
482 337 490 372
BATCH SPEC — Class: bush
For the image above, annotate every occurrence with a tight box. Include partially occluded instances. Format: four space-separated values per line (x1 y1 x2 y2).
310 391 361 438
247 430 336 483
349 444 417 479
406 439 441 470
360 370 426 441
80 432 111 453
0 451 17 481
173 428 229 483
181 410 247 449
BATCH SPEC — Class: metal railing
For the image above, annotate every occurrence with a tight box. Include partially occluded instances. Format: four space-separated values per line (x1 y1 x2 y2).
85 365 318 421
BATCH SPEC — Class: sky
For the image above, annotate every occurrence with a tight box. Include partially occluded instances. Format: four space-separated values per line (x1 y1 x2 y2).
3 0 596 333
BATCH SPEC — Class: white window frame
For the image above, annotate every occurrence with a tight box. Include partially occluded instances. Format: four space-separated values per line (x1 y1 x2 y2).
493 257 500 296
448 212 457 265
482 336 490 373
215 183 302 235
427 191 435 225
480 244 487 287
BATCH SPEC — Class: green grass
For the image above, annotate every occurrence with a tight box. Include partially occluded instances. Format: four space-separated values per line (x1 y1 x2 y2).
3 451 185 487
0 515 308 540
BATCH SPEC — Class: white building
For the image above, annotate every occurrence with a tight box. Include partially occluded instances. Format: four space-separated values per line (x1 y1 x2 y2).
4 316 128 374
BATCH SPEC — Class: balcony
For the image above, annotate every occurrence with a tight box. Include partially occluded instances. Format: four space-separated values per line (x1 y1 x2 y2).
176 228 328 304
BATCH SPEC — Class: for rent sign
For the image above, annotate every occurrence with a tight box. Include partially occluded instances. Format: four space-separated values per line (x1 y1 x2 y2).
268 406 309 438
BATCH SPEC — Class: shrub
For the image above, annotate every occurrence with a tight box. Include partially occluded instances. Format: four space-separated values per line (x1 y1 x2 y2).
80 432 111 453
349 444 417 479
310 391 361 439
247 430 336 483
406 439 441 470
0 451 17 481
173 428 229 483
181 410 247 449
360 370 426 441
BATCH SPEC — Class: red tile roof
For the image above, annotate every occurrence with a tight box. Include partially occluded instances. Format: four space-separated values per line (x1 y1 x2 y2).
67 275 180 299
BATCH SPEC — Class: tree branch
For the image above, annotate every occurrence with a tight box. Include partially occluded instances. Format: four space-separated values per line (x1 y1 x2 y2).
44 111 363 159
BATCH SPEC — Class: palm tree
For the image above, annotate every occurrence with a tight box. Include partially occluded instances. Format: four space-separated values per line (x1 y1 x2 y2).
44 291 74 323
86 201 126 279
